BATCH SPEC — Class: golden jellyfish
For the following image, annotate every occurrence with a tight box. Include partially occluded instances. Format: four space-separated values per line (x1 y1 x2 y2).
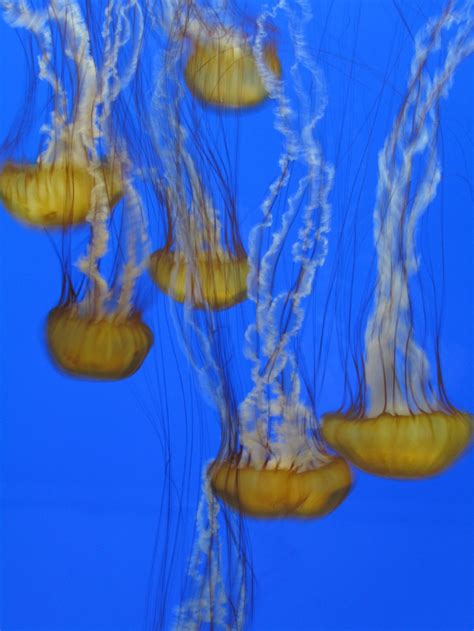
0 158 122 227
161 0 282 108
44 158 153 380
322 412 472 479
198 0 351 518
209 441 352 519
150 248 249 310
204 329 354 518
4 0 155 380
0 2 125 228
46 305 153 380
322 4 474 479
184 30 282 108
157 0 282 110
149 198 249 310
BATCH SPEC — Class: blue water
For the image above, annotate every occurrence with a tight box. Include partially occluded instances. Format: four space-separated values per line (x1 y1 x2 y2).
0 2 473 630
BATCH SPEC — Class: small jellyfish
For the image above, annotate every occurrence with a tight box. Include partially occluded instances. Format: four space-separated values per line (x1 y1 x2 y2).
0 158 122 227
46 306 153 381
322 2 474 479
149 193 249 310
162 0 282 108
198 0 348 519
150 248 249 310
322 412 472 479
184 29 282 108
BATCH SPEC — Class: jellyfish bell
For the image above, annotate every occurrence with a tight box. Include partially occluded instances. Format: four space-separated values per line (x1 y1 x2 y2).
46 304 153 381
322 411 473 479
149 184 249 310
150 247 249 310
0 156 123 228
209 399 353 519
209 455 352 519
183 21 282 108
321 3 474 481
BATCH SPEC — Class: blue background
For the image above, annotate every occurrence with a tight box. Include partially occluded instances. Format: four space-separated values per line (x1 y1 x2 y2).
0 1 473 630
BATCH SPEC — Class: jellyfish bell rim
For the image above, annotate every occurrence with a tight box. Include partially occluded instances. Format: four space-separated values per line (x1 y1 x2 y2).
207 455 353 519
321 410 474 479
45 304 154 381
0 159 123 228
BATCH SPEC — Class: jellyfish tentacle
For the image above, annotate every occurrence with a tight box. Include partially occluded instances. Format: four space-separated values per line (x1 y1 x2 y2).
242 0 333 458
323 0 474 479
366 0 474 417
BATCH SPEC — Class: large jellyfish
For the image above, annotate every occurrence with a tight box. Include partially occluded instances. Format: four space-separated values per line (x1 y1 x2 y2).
208 0 353 519
322 0 474 479
148 157 249 311
0 0 153 380
173 0 353 520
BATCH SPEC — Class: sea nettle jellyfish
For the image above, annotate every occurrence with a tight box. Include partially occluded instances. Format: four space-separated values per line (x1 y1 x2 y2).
202 0 352 520
0 0 123 227
159 0 282 109
148 162 249 311
322 0 473 479
0 0 152 379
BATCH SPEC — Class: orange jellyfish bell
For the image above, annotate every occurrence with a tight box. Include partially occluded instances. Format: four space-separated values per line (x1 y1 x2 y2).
184 29 282 108
322 411 473 479
149 247 249 310
0 159 123 227
209 455 352 519
46 305 153 380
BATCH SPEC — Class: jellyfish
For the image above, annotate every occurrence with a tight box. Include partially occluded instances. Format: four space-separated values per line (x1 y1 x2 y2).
148 171 249 311
208 0 357 520
0 1 123 228
322 0 474 479
160 0 282 109
183 23 282 109
0 0 153 380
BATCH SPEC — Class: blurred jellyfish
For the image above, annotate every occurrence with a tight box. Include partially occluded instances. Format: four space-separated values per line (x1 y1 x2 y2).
0 0 152 379
322 0 474 479
149 165 249 311
159 0 282 109
208 0 353 520
0 0 123 227
176 0 352 522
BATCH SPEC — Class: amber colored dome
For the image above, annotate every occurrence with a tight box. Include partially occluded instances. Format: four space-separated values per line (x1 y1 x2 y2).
209 456 352 518
322 411 473 479
184 39 281 108
46 306 153 380
0 160 122 227
149 249 249 310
